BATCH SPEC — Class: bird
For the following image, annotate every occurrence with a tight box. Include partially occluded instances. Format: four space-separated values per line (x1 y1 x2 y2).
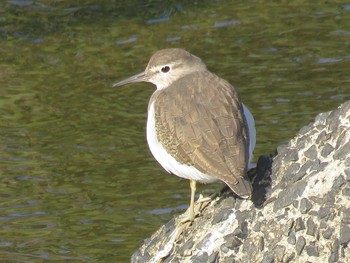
113 48 256 222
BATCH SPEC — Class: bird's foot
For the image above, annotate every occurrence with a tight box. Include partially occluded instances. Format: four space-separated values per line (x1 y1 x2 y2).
178 194 212 223
179 206 195 223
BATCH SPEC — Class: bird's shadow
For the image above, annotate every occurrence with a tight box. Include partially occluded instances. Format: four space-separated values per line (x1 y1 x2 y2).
218 155 273 208
248 155 274 208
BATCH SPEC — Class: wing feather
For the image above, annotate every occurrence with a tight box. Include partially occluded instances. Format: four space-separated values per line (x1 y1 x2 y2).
153 71 252 198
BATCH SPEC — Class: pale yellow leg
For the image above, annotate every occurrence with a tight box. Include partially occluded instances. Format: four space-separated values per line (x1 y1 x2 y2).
180 180 196 222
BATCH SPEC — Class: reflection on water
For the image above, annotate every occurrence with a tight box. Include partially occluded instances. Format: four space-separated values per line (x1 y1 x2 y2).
0 0 350 261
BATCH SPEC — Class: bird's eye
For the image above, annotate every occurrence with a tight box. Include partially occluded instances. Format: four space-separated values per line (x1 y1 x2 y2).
161 66 170 73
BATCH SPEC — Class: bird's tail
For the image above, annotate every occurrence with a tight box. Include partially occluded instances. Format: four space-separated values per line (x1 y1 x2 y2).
225 176 252 199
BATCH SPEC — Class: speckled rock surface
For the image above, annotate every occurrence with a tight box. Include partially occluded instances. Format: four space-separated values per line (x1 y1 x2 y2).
131 101 350 263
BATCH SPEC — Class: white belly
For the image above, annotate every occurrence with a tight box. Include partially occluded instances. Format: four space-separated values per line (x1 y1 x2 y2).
146 102 217 183
146 102 256 183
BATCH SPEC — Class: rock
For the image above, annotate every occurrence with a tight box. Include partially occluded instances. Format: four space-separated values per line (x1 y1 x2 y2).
306 217 317 237
322 227 334 239
191 252 209 263
339 225 350 245
296 236 306 255
306 242 319 257
131 100 350 263
295 217 306 232
332 175 346 189
287 232 296 245
261 252 274 263
321 143 334 157
208 251 219 263
300 198 313 214
304 145 318 159
329 239 340 262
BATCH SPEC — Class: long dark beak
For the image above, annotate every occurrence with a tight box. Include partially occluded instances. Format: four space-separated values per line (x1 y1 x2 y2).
112 71 148 88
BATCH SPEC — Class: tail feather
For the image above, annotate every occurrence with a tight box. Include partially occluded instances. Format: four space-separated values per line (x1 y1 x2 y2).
226 177 252 199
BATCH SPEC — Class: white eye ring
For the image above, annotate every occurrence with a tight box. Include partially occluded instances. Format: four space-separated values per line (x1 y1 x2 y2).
161 66 170 73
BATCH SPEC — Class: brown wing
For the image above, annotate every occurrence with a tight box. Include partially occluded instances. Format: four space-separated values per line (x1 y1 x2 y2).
152 71 252 198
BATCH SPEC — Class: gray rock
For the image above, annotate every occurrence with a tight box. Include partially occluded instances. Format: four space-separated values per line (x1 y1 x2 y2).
318 205 332 220
296 236 306 255
342 188 350 196
345 168 350 180
131 101 350 263
292 200 299 209
208 251 219 263
287 232 296 245
281 162 301 186
224 235 242 249
333 140 350 160
321 143 334 157
329 239 339 262
295 217 306 232
283 218 294 236
332 175 346 189
283 148 299 163
273 245 286 262
300 198 313 214
258 236 264 251
191 252 209 263
306 217 317 237
273 181 306 212
262 252 274 263
284 252 295 263
304 145 318 159
322 227 334 239
339 225 350 245
342 208 350 225
253 221 261 232
220 243 229 254
211 209 232 225
306 242 319 257
316 130 329 144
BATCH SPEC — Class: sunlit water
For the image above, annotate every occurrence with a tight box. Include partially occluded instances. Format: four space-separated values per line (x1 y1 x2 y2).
0 1 349 262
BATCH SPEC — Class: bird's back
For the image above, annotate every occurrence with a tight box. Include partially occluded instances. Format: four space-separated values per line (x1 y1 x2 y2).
150 70 252 198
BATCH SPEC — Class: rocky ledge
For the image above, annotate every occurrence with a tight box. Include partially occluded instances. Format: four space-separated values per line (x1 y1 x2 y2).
132 101 350 263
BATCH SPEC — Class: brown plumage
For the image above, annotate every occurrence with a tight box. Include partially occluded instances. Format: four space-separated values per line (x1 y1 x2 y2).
113 48 253 221
152 70 251 198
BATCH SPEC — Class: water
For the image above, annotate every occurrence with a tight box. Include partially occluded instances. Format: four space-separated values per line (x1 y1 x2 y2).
0 0 349 262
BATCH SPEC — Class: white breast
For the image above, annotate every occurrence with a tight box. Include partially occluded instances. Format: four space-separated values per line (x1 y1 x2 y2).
146 102 256 183
146 102 217 183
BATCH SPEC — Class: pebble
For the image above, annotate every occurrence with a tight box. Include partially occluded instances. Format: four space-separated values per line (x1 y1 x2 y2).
306 217 317 237
296 236 306 255
306 242 319 257
208 251 219 263
262 252 274 263
295 217 306 232
273 181 306 212
321 143 334 157
322 227 334 239
329 239 339 262
304 145 318 159
287 232 296 245
300 198 313 214
318 206 331 220
224 235 242 249
332 175 346 189
273 245 286 261
339 225 350 245
258 236 264 251
191 252 209 263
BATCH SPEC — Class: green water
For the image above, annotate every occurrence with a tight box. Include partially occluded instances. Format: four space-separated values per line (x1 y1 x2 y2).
0 0 349 262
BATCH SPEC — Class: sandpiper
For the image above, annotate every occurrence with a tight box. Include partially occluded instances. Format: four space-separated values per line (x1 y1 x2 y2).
113 48 256 222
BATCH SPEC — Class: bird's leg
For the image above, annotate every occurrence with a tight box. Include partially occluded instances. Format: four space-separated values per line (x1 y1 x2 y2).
180 180 196 223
